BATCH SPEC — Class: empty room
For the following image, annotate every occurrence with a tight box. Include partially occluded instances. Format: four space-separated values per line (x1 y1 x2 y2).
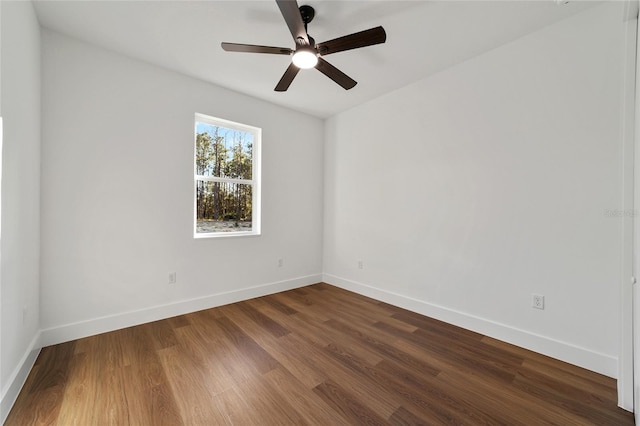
2 0 639 424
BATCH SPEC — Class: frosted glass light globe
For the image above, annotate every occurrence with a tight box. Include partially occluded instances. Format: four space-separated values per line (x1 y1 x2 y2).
292 49 318 69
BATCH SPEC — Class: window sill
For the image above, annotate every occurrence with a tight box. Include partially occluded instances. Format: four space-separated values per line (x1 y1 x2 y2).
194 231 261 239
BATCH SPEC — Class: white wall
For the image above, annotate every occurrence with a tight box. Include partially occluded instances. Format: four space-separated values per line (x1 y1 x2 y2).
324 2 626 377
0 0 41 421
39 30 324 343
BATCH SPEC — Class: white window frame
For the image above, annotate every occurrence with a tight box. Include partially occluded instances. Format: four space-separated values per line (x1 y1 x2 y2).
194 113 261 238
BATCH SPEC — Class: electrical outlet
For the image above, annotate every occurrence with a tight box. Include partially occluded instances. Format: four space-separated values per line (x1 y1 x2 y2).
358 260 364 270
278 258 284 268
532 294 544 310
169 272 176 284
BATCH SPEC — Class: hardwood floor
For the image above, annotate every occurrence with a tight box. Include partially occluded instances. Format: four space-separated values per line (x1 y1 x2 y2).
6 283 633 425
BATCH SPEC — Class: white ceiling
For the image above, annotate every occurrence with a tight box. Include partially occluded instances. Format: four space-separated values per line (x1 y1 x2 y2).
33 0 600 118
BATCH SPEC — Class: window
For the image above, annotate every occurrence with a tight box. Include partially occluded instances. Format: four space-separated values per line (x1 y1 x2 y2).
194 113 261 238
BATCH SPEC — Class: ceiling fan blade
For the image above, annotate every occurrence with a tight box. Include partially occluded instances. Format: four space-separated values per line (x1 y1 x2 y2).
275 63 301 92
221 42 293 55
276 0 309 46
315 57 357 90
316 26 386 56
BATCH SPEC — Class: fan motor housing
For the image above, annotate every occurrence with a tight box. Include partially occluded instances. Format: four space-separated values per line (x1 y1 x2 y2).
299 5 315 24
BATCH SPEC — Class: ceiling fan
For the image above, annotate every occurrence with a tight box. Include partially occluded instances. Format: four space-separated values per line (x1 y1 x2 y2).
221 0 386 92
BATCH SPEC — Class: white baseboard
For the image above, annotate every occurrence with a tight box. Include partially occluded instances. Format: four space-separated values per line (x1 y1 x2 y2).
323 273 617 378
1 332 41 424
40 274 322 347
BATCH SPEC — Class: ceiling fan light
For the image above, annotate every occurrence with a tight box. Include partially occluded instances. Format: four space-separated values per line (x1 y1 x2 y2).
292 49 318 69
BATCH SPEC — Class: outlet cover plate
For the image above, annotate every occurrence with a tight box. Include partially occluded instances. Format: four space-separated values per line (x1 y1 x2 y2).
532 294 545 310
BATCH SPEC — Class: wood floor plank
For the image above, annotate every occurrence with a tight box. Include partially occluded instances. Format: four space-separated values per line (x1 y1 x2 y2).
165 314 190 329
232 371 309 425
9 341 76 425
378 357 511 426
516 363 620 412
263 302 387 366
180 309 256 386
238 296 382 373
213 301 328 388
277 333 402 419
214 315 281 374
272 291 332 322
323 318 442 379
374 320 519 383
307 284 397 318
10 381 67 425
311 283 397 315
142 382 185 426
279 311 337 346
511 368 629 425
259 294 299 315
233 300 291 337
324 342 466 425
313 379 389 426
376 314 420 333
55 353 95 426
91 365 130 426
442 368 574 425
157 345 228 425
389 405 432 426
482 335 617 390
393 337 604 425
392 310 484 342
5 364 42 424
243 297 322 338
263 366 350 425
172 324 238 395
521 357 618 404
120 325 184 425
209 385 257 425
304 288 391 327
27 341 76 394
392 337 507 385
255 330 328 388
5 283 633 425
142 318 180 350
